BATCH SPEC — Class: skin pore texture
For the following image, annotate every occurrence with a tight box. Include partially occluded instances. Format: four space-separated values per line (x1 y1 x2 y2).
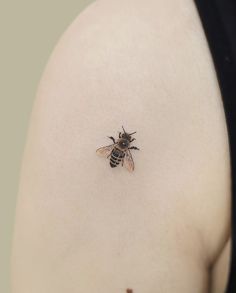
12 0 231 292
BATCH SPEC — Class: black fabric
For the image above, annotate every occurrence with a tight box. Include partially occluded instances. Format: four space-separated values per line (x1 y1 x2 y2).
193 1 236 292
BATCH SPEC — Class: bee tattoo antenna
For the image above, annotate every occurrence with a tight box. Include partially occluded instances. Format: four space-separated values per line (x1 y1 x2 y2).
122 126 136 136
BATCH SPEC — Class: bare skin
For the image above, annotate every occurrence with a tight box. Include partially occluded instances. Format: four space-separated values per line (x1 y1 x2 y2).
11 0 231 292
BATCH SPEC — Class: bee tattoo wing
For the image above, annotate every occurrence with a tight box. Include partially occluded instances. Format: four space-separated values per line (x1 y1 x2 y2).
96 144 115 157
123 149 134 172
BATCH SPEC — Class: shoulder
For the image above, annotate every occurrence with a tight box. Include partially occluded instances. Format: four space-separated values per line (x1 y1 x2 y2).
12 0 231 292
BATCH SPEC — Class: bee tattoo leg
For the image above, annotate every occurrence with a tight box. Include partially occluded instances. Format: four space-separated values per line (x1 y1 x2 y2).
122 157 124 166
130 138 136 142
108 136 116 144
107 152 112 158
119 132 122 138
129 146 139 150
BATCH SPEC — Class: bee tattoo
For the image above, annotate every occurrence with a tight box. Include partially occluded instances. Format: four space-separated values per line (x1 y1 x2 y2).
96 126 139 172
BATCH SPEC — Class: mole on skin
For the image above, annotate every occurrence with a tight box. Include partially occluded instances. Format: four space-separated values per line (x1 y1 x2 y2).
126 289 133 293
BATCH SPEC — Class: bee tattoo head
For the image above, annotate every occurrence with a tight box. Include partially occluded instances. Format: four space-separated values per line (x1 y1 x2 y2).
96 126 140 172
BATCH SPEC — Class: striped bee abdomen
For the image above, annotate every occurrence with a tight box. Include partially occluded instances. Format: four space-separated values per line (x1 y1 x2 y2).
110 147 125 168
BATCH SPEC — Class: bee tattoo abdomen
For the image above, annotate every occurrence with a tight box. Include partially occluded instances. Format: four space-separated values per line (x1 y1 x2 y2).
110 147 125 168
